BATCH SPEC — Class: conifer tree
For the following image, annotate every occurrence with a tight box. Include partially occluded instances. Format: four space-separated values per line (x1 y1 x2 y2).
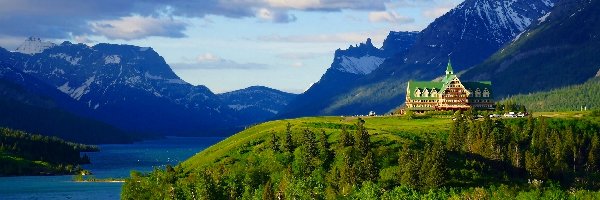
420 141 447 190
339 126 354 147
399 146 421 189
270 132 280 152
262 180 275 200
318 131 332 168
586 134 600 174
283 123 295 153
354 118 370 156
359 152 377 182
303 129 318 158
447 110 465 151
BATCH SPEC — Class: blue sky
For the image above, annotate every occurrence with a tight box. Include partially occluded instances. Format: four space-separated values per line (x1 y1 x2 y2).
0 0 463 93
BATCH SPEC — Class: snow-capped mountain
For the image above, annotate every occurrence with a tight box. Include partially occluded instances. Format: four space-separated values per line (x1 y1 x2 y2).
218 86 296 124
2 40 238 136
279 0 557 118
0 47 133 143
461 0 600 97
332 38 387 75
14 37 56 55
279 31 418 118
392 0 557 75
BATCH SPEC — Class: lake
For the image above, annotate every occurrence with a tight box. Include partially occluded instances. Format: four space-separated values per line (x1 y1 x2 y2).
0 137 223 199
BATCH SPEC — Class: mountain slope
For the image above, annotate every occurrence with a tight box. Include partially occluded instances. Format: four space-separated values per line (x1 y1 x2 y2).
2 40 236 136
280 32 418 118
218 86 296 124
0 54 134 144
461 0 600 98
503 78 600 112
280 0 557 117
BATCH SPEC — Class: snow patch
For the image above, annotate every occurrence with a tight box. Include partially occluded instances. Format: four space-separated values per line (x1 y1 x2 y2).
57 76 95 100
538 11 551 23
144 72 163 80
104 55 121 64
167 79 187 84
139 47 150 51
50 53 82 65
15 37 56 55
265 109 279 114
228 104 252 111
337 55 385 75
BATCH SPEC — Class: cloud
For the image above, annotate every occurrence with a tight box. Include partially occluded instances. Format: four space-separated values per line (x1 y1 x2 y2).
90 15 187 40
196 53 222 62
276 52 329 60
256 30 389 45
291 62 304 68
368 11 415 24
256 8 297 23
172 53 269 70
0 0 391 41
423 3 457 19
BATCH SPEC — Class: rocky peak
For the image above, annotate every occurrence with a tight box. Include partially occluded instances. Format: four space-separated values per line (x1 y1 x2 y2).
15 37 57 55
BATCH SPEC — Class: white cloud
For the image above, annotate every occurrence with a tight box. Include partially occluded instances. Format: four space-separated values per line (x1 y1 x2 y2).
292 62 304 67
368 11 415 24
90 15 187 40
257 30 389 45
173 53 269 70
196 53 221 62
256 8 297 23
423 3 456 19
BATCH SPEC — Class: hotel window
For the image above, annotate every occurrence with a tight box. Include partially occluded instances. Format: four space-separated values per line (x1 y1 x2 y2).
483 88 490 97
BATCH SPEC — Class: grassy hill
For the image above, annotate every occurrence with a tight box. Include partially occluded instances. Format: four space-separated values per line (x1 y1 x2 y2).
181 116 451 171
502 78 600 112
122 113 600 199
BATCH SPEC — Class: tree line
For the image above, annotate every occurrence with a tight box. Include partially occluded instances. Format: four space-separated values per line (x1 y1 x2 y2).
0 127 98 176
122 114 600 199
447 111 600 188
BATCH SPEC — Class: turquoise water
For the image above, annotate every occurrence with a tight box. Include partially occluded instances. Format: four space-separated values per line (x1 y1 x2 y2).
0 137 223 199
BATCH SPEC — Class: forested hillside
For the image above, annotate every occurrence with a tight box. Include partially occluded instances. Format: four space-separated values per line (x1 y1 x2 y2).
122 113 600 199
0 128 98 176
502 78 600 112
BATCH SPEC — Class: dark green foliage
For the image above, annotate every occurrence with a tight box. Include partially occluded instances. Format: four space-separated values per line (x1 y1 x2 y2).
269 132 280 152
0 127 98 176
502 78 600 112
123 116 600 199
354 118 370 156
282 122 295 153
339 126 354 147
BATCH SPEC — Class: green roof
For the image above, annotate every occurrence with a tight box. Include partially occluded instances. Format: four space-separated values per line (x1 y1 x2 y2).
407 81 444 100
463 81 493 99
406 59 493 100
446 59 453 73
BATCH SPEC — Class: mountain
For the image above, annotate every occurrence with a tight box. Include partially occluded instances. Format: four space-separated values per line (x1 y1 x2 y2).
501 78 600 112
218 86 296 124
461 0 600 98
279 31 418 117
0 49 134 144
279 0 557 118
1 38 297 138
14 36 56 55
0 39 236 136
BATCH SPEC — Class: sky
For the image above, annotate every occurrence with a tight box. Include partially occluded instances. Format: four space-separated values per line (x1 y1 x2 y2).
0 0 464 94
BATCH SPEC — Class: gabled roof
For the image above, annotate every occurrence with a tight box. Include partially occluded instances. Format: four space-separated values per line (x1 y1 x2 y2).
463 81 493 99
407 81 444 100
